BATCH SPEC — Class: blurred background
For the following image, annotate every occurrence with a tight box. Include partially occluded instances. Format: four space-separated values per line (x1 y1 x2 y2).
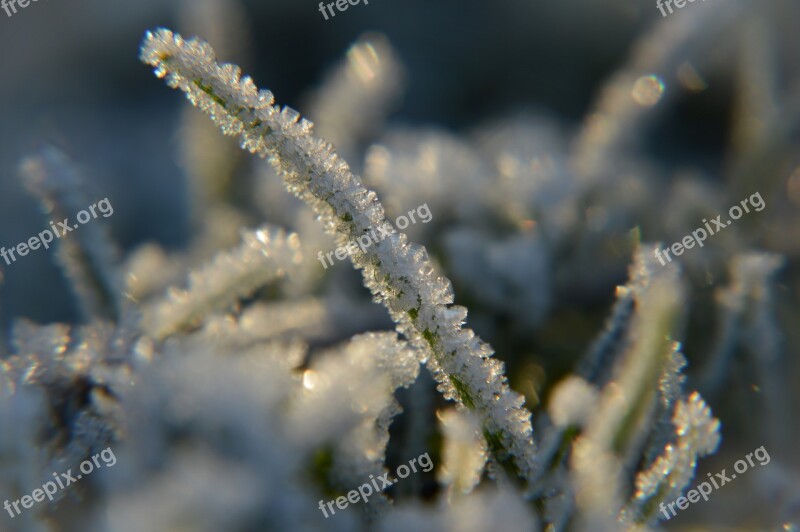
1 0 799 529
0 0 733 327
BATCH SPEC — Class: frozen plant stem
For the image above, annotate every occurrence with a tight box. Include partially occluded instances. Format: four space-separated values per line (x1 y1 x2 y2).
20 147 121 323
141 225 302 340
140 28 537 482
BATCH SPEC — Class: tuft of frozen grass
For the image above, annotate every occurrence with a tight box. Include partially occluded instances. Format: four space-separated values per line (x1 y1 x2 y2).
569 246 688 528
140 27 538 482
6 4 800 528
530 245 722 529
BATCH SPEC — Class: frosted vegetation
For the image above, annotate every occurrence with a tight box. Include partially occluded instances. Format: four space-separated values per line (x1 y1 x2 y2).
0 0 797 530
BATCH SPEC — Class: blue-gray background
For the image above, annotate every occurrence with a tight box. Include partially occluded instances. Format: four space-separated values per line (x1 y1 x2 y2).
0 0 738 327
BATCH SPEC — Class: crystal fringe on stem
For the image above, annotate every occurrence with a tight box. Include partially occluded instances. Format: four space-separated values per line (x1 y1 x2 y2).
140 28 538 482
141 224 302 340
